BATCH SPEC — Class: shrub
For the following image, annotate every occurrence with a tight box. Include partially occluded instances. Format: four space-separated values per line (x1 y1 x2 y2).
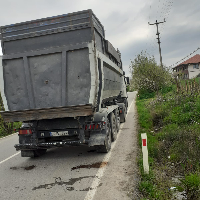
0 93 22 137
130 51 172 97
138 89 155 100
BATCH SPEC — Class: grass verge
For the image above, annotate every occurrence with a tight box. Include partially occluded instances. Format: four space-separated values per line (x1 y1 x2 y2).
136 84 200 200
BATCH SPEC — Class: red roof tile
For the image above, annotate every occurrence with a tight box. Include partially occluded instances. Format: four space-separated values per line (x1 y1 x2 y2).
175 54 200 68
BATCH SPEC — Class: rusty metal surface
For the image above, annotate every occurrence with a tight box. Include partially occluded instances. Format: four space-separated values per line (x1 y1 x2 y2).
1 104 94 122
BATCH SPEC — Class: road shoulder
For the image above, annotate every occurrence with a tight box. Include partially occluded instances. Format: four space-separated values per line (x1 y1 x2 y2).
93 92 140 200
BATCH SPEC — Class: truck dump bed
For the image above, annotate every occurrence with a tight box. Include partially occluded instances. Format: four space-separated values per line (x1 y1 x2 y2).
0 9 124 122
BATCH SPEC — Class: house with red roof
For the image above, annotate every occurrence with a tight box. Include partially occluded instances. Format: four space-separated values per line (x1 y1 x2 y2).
173 54 200 79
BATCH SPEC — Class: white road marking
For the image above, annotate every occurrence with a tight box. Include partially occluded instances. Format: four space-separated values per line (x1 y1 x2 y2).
0 152 20 165
84 99 135 200
0 132 18 140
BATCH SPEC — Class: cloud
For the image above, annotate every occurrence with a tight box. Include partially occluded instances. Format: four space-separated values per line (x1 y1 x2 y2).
0 0 200 72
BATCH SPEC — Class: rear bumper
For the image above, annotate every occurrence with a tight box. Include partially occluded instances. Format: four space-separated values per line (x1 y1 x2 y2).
15 140 89 150
15 133 106 150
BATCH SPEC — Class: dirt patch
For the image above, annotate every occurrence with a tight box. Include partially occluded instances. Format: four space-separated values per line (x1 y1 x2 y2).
24 165 36 170
10 167 18 170
120 128 130 130
10 165 36 170
79 183 103 191
71 162 108 171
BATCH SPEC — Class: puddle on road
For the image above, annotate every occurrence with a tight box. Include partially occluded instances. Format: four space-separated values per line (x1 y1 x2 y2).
32 176 100 191
71 162 108 171
10 165 36 170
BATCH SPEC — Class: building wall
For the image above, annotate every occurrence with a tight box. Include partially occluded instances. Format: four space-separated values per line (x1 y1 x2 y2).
188 63 200 79
173 65 189 79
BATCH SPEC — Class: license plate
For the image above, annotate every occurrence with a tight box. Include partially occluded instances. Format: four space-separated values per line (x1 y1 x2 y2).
50 131 69 137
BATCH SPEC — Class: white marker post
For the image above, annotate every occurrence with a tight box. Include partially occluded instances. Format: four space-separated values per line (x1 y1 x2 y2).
141 133 149 174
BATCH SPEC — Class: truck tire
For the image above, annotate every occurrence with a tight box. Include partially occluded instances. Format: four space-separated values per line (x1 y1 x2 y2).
115 109 120 133
123 98 128 114
96 118 111 153
110 112 117 141
125 99 128 114
120 104 126 123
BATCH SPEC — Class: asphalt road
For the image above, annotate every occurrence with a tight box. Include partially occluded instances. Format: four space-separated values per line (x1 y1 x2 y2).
0 91 138 200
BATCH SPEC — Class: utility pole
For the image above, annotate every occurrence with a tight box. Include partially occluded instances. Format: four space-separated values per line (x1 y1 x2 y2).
148 19 166 68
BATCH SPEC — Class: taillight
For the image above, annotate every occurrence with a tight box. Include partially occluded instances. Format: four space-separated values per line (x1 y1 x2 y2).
19 129 32 135
85 123 102 130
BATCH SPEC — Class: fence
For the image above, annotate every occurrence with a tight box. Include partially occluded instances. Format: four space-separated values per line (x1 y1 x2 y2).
175 78 200 94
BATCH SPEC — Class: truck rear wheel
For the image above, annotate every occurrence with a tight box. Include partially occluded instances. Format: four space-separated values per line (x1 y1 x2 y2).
116 110 120 132
125 99 128 114
96 118 111 153
120 104 126 123
110 112 117 141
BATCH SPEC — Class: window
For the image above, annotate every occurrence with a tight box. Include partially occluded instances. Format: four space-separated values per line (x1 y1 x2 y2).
193 64 199 69
183 74 188 79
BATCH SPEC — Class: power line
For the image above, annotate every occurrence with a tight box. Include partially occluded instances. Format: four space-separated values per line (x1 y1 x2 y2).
169 47 200 68
148 19 166 68
145 0 173 59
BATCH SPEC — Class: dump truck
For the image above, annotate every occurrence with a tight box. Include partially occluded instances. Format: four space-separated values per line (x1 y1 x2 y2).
0 9 129 157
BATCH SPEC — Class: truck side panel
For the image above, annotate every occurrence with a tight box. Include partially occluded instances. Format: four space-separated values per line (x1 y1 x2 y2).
103 62 122 100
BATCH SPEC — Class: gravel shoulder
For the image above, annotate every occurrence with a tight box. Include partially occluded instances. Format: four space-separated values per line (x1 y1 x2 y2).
93 91 141 200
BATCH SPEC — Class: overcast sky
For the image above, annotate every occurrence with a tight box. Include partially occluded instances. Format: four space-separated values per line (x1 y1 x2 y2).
0 0 199 76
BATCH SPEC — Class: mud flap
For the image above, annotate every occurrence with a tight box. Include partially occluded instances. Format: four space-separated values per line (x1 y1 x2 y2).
88 134 106 147
21 150 35 157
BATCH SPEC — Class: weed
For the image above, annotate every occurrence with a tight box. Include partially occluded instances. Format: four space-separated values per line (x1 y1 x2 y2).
136 99 153 132
179 172 200 200
138 89 155 100
136 78 200 199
